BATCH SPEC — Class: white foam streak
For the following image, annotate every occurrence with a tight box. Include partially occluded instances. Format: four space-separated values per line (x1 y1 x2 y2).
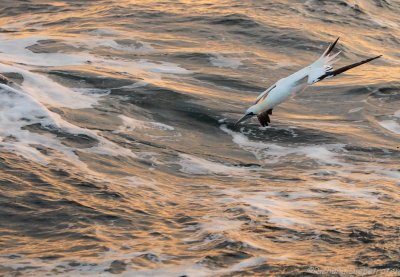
0 63 100 109
220 125 344 165
237 192 313 226
314 180 380 202
0 34 191 87
178 153 254 176
116 257 266 277
0 35 88 67
0 84 84 166
0 83 135 165
118 115 174 132
81 38 155 54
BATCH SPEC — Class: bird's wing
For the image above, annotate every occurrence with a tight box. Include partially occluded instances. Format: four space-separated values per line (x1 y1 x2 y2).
255 38 341 104
257 108 273 127
308 37 382 84
314 55 382 82
308 37 341 84
254 84 276 104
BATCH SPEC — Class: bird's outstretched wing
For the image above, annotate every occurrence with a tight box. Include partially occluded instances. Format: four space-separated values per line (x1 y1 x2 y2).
308 37 382 84
307 37 342 84
254 84 276 104
314 55 382 82
257 109 273 127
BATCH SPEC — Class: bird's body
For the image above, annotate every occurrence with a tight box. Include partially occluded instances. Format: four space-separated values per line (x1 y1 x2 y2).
255 69 309 112
235 38 382 127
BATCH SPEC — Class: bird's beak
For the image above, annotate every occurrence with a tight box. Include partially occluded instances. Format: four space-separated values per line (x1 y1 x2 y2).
235 113 255 127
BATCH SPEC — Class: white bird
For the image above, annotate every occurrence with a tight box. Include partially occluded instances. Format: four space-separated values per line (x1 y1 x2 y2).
235 37 382 127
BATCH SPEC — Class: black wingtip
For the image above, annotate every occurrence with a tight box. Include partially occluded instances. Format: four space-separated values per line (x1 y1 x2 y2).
363 55 383 64
316 54 382 82
334 36 340 45
325 37 340 57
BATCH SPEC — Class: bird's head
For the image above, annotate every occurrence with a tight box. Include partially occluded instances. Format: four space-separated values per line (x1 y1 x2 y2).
234 106 257 127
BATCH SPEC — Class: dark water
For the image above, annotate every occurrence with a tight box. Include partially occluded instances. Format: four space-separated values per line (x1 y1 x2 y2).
0 0 399 276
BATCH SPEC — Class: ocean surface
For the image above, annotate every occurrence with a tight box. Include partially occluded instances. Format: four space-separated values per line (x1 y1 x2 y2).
0 0 399 276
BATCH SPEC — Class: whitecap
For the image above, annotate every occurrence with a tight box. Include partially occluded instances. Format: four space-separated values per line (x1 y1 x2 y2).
0 63 102 109
0 83 135 165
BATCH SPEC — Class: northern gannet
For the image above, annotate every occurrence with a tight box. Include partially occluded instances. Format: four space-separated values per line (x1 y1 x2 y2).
235 38 382 127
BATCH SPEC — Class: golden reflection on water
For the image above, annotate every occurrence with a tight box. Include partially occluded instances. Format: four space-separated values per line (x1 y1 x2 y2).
0 0 399 275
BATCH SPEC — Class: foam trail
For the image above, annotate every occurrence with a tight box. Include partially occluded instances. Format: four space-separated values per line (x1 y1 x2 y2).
0 83 82 165
0 82 135 165
0 35 88 67
0 63 102 109
178 153 254 176
118 115 175 132
220 125 345 165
